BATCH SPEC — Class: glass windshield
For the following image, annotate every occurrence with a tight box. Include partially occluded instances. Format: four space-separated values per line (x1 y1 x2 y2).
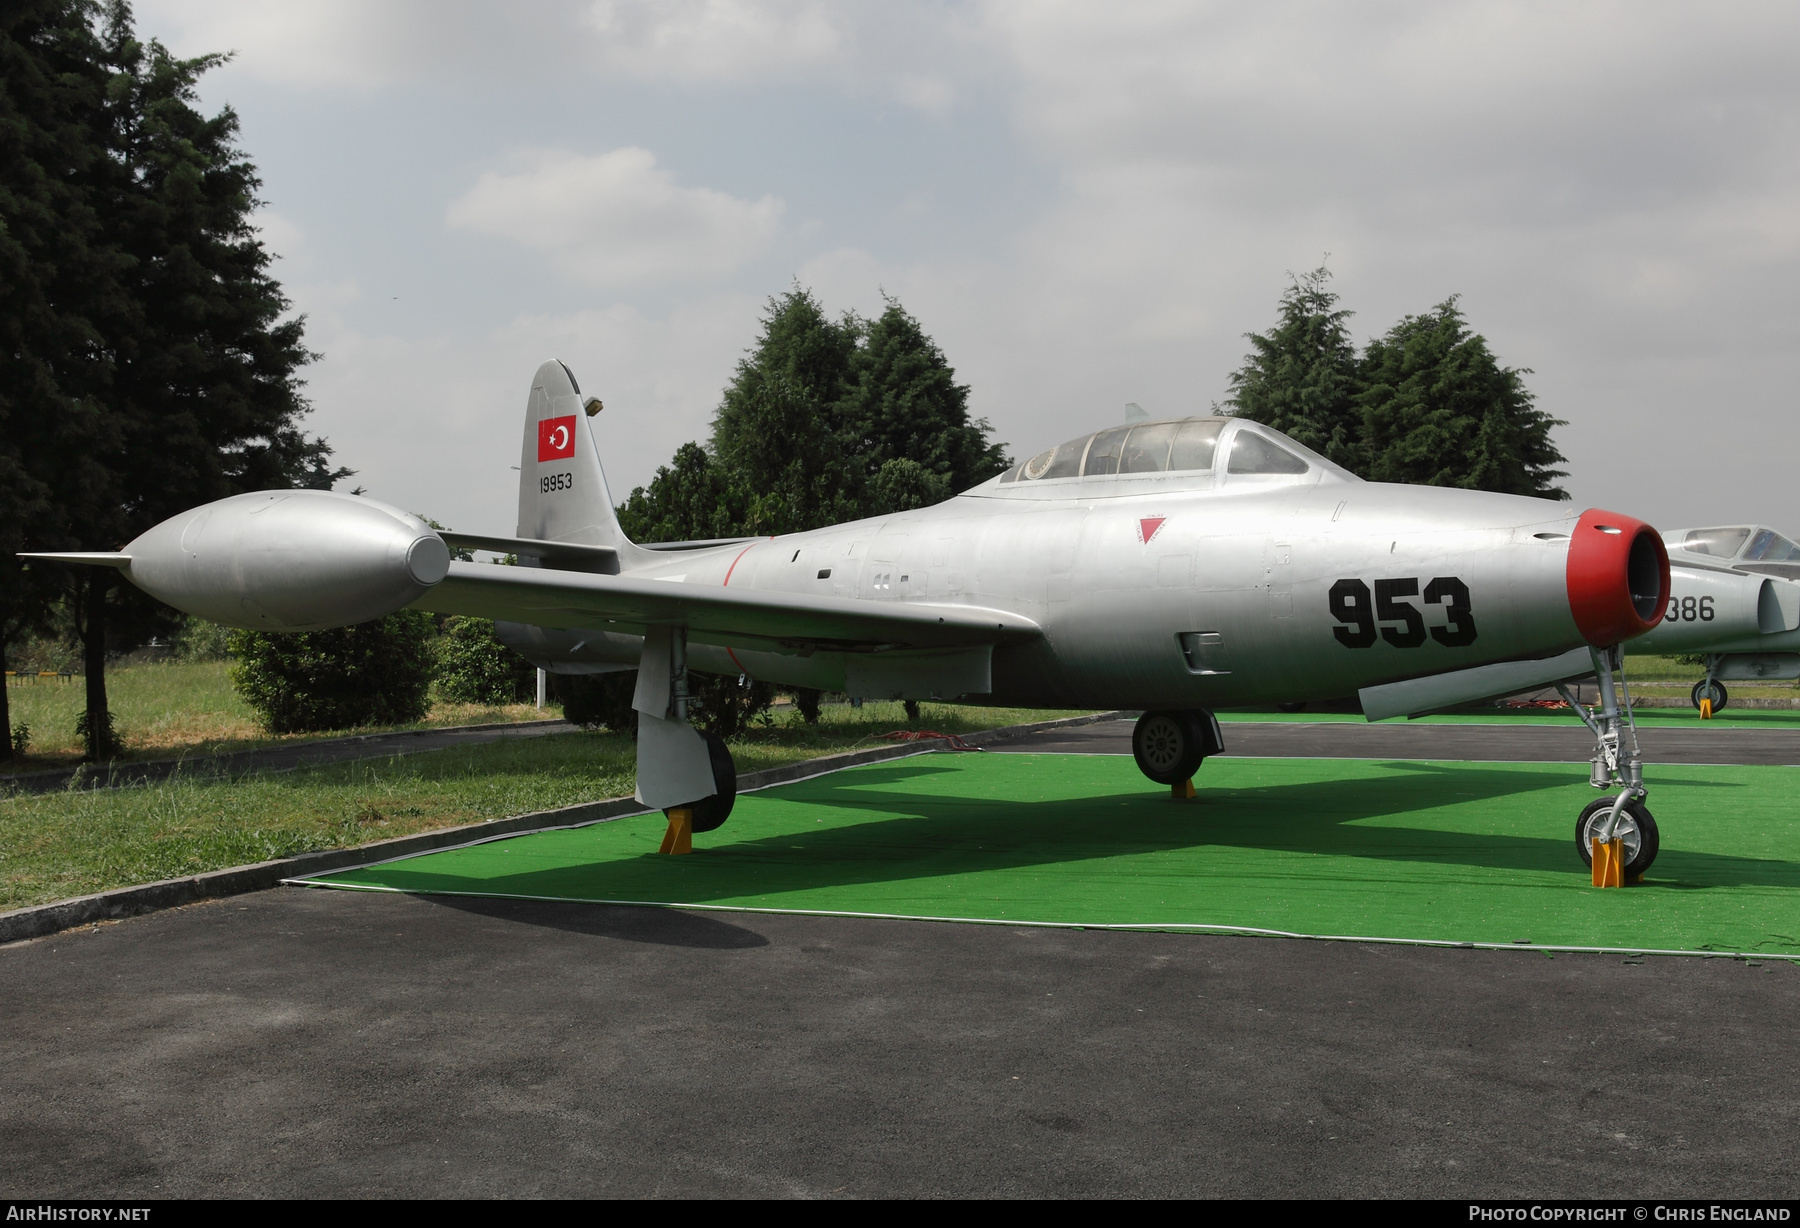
1015 434 1089 481
1083 427 1129 476
1742 529 1800 563
1120 421 1180 473
1227 429 1309 475
1168 419 1222 471
1682 527 1752 557
1001 416 1237 482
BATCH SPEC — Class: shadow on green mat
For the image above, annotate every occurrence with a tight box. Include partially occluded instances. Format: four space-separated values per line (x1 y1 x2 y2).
349 757 1797 906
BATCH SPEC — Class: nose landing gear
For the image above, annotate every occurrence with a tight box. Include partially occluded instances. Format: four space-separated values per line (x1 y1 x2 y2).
1691 666 1728 716
1556 645 1658 882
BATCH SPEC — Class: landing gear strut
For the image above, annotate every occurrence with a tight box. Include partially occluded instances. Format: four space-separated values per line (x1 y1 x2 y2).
1556 645 1658 881
1132 710 1224 789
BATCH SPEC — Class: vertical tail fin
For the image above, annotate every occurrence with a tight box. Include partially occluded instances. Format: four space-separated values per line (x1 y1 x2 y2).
515 359 641 565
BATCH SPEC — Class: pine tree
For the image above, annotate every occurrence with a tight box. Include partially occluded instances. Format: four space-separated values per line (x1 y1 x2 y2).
1358 298 1567 498
4 3 346 760
1225 266 1364 472
708 288 862 535
622 286 1010 542
0 0 120 759
840 297 1009 495
615 442 733 543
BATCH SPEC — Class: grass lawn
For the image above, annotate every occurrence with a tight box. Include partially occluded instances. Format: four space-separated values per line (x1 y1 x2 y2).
0 700 1092 912
2 659 562 770
1625 654 1799 702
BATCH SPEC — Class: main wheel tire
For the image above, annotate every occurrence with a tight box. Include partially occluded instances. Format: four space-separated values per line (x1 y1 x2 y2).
671 730 737 833
1575 797 1659 879
1133 710 1209 785
1691 680 1729 712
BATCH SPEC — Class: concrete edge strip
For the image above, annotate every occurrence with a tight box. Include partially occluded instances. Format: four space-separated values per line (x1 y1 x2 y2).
268 882 1800 964
0 710 1128 944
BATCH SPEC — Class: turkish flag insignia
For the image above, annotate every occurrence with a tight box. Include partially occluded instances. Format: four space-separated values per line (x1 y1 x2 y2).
1138 517 1166 544
537 415 577 462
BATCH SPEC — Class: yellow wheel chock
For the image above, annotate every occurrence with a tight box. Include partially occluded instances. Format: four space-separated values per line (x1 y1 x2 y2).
1590 836 1624 888
658 807 694 855
1699 697 1713 720
1171 777 1197 802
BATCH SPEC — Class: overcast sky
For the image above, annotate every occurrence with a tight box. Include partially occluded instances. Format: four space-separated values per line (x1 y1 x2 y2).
137 0 1800 537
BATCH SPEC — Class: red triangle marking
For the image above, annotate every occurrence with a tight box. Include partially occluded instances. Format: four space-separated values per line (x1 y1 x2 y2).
1139 517 1166 544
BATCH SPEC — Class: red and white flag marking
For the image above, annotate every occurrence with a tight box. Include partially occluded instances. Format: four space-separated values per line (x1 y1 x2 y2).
538 415 577 462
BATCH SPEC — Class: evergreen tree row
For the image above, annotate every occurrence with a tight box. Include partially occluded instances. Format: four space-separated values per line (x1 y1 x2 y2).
617 287 1011 543
0 1 341 760
1225 268 1568 498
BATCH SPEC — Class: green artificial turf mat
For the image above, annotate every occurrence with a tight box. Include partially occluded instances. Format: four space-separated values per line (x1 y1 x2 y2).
299 753 1800 957
1216 708 1800 729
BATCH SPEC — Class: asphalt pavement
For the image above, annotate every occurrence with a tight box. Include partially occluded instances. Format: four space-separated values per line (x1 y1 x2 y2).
4 888 1797 1199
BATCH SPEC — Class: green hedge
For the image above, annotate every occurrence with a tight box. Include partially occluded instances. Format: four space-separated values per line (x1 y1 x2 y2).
229 612 437 734
436 616 535 705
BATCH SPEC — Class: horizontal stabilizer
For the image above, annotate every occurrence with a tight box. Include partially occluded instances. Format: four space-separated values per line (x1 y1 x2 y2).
18 552 132 570
1359 646 1593 722
413 560 1041 653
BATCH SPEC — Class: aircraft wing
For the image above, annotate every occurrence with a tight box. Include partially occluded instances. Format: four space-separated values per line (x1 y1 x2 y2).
413 560 1042 652
435 532 759 568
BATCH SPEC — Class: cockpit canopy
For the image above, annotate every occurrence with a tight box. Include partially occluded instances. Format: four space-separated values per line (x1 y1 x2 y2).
997 416 1331 485
1667 525 1800 580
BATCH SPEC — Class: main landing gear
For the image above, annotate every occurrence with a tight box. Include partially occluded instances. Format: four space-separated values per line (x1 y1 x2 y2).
684 731 738 833
653 630 738 855
1557 645 1660 883
1133 709 1225 798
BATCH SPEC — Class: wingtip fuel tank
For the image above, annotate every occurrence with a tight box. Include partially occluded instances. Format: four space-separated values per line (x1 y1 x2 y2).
117 490 449 632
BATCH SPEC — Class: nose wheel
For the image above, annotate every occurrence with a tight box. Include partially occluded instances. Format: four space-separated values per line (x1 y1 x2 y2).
1575 798 1659 881
1691 678 1728 713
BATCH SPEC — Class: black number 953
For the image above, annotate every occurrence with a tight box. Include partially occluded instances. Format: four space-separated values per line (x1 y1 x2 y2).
1329 577 1477 648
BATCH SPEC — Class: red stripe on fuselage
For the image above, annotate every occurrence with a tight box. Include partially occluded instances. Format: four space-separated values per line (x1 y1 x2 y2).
722 541 761 587
721 541 767 679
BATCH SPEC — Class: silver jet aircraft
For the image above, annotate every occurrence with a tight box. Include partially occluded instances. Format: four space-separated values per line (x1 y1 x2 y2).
1626 525 1800 711
28 361 1675 875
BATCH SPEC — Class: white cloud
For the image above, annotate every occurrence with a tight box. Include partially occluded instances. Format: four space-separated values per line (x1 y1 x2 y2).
582 0 846 84
137 0 593 88
444 147 784 286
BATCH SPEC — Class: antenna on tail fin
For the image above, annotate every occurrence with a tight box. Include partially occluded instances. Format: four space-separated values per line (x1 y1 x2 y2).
515 359 646 569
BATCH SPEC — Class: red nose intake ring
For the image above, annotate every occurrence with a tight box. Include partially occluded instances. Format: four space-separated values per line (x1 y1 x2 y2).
1565 508 1671 647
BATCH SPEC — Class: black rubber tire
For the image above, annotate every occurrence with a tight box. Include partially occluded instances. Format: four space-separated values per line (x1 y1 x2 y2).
1691 679 1729 712
1133 710 1209 785
1575 797 1659 879
670 730 737 833
1276 702 1307 713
